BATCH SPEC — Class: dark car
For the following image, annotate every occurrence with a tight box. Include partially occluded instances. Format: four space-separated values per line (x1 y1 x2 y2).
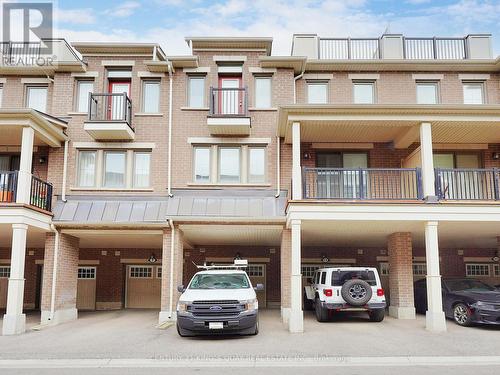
414 278 500 326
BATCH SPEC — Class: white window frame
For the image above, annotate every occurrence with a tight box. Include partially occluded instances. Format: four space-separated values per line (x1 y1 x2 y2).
306 81 328 104
141 79 161 113
193 146 211 183
465 263 490 277
254 76 272 108
379 262 390 276
77 267 96 279
0 266 10 278
301 264 320 278
247 265 264 277
157 266 162 278
248 146 266 184
129 266 153 279
416 81 439 104
77 150 97 188
187 75 206 108
412 263 427 276
75 80 94 113
353 81 376 104
103 151 126 188
0 84 3 108
218 147 241 184
494 264 500 276
25 85 48 112
463 81 485 104
133 151 151 188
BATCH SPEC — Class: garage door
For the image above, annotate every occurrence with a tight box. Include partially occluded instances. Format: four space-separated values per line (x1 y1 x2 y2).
126 265 161 308
0 266 10 309
247 264 266 308
77 267 96 311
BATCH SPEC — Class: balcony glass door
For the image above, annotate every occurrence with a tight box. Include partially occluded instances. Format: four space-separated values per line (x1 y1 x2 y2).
316 153 367 198
434 153 482 199
108 82 130 120
219 77 241 115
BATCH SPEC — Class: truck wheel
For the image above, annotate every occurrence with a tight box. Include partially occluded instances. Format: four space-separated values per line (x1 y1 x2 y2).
369 308 385 322
315 298 329 322
252 320 259 335
303 294 313 311
341 279 372 306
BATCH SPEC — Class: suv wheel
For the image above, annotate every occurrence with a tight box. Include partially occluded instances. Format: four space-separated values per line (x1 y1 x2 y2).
315 298 329 322
369 308 385 322
453 303 472 326
341 279 373 306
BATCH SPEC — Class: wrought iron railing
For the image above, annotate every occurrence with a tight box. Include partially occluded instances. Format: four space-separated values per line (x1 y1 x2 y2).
302 168 422 200
0 171 18 203
435 168 499 201
88 93 133 129
0 41 41 63
30 175 53 211
209 87 248 116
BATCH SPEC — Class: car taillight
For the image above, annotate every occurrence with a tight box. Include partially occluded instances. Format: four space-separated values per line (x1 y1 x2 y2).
323 289 333 297
377 288 384 297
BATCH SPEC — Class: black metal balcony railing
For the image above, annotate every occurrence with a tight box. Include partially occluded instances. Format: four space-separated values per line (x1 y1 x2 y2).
303 168 422 200
88 93 133 129
0 41 41 63
0 171 18 203
209 87 248 116
435 168 499 201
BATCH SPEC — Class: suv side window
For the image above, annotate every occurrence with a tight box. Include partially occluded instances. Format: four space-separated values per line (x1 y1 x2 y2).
315 271 320 284
320 272 326 285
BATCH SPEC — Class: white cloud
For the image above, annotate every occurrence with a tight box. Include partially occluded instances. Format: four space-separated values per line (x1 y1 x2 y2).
55 8 95 25
105 1 141 18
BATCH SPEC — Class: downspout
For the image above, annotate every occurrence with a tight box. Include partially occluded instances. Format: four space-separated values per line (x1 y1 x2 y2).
167 63 174 197
293 62 306 104
49 224 59 322
61 140 69 202
275 136 280 198
168 219 175 318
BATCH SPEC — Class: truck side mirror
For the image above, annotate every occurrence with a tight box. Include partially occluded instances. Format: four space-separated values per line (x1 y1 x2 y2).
177 285 185 293
254 283 264 291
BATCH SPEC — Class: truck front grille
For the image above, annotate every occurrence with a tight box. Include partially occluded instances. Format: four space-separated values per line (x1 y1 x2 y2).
189 300 244 317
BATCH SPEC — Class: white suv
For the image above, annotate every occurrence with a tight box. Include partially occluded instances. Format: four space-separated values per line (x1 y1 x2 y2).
304 267 386 322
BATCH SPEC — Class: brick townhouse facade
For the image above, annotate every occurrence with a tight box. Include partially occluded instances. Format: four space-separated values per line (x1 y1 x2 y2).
1 34 500 335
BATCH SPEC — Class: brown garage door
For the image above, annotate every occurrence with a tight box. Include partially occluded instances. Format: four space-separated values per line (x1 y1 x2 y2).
247 264 266 308
0 266 10 309
126 265 161 309
77 267 96 311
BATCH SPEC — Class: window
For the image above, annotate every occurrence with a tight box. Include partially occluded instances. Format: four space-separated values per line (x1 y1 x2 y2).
133 152 151 188
188 76 205 108
247 265 264 277
320 272 326 284
157 266 162 278
465 263 490 277
129 266 153 278
78 267 96 279
416 82 438 104
494 264 500 276
103 151 126 188
380 262 390 276
248 147 265 183
302 265 320 277
0 266 10 278
219 148 240 183
193 147 211 183
26 85 48 112
77 151 96 187
142 80 160 113
307 81 328 104
76 81 94 112
353 82 375 104
0 85 3 107
254 76 272 108
413 263 427 276
433 153 480 169
463 82 484 104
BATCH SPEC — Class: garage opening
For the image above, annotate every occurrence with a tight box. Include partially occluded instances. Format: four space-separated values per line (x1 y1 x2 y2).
125 265 161 308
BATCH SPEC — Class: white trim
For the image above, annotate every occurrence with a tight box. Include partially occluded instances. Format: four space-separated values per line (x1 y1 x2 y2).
458 74 490 81
187 137 270 144
303 73 334 80
311 142 374 150
20 78 51 84
0 78 6 84
0 146 38 152
102 60 135 66
465 263 491 277
248 67 276 74
71 71 99 78
412 74 444 81
217 66 243 74
137 71 165 78
77 266 96 280
213 55 247 62
73 142 155 149
183 67 210 74
348 73 380 80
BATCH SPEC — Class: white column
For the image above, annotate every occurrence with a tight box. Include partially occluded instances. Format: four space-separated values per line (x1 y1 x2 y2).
2 224 28 335
16 127 34 205
289 219 303 333
424 221 446 332
292 122 302 200
419 122 436 201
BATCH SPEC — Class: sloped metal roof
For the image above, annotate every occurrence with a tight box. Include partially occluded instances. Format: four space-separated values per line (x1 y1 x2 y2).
53 189 287 224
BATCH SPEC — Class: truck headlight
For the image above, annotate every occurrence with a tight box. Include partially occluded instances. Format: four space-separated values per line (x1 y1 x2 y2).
177 301 189 312
242 298 258 311
475 301 496 311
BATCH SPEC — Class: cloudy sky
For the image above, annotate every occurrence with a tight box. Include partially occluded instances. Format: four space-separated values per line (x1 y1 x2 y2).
4 0 500 56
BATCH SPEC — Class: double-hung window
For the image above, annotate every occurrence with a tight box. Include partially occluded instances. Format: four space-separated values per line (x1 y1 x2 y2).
219 147 240 183
78 151 97 187
307 81 328 104
26 85 48 112
76 80 94 112
193 147 211 183
133 152 151 188
463 82 485 104
188 76 205 108
248 147 265 183
103 151 126 188
142 80 160 113
254 76 272 108
416 82 439 104
353 81 375 104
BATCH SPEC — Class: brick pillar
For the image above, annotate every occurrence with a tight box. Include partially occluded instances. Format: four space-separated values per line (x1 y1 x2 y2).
41 232 79 325
387 232 416 319
159 227 184 323
280 228 291 323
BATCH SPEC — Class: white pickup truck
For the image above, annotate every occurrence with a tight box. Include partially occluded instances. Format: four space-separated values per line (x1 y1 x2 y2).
304 267 386 322
176 260 263 336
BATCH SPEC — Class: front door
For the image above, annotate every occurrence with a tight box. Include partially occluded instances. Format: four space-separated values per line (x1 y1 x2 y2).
108 81 131 120
219 77 241 115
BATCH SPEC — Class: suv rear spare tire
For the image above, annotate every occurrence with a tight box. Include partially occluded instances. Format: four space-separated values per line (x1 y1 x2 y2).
341 279 372 306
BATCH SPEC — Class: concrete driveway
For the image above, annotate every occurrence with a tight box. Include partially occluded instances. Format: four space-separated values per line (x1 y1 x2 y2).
0 309 499 360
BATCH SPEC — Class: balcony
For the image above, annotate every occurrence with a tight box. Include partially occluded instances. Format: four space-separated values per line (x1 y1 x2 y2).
84 93 134 140
435 168 500 201
302 168 422 201
0 171 53 212
207 87 250 135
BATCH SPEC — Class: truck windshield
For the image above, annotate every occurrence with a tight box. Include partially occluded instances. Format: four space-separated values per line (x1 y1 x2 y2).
189 273 250 289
